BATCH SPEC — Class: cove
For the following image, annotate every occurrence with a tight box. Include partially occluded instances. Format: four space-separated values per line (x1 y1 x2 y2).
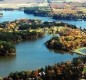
0 10 85 77
0 35 78 77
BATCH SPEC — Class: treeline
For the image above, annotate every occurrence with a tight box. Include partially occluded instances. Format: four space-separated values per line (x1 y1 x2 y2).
46 35 86 52
0 19 85 56
0 19 47 56
0 19 78 30
24 8 51 17
0 31 44 43
0 41 16 56
21 21 77 30
3 56 86 80
0 32 17 56
24 8 86 21
0 31 44 56
46 36 64 50
53 14 86 21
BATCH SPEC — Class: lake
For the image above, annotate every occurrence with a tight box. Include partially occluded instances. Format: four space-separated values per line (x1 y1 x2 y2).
0 10 85 77
0 10 86 29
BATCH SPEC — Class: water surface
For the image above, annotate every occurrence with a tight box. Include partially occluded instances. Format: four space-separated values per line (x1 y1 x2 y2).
0 10 86 77
0 10 86 29
0 35 78 77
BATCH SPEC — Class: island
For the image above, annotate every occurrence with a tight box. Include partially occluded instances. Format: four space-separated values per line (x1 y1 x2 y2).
24 6 52 17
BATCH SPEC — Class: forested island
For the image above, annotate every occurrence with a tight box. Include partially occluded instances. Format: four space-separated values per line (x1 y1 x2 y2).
0 19 86 56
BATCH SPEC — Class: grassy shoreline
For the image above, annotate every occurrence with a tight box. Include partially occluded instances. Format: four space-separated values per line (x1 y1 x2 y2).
73 47 86 55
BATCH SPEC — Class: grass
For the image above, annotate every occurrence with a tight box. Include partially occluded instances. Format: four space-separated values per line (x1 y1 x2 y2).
83 67 86 73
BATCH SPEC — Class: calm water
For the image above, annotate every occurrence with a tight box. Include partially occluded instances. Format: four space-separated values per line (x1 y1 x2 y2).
0 35 78 77
0 10 86 28
0 10 85 77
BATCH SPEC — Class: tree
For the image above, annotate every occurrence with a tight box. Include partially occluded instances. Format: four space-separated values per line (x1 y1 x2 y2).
0 41 16 56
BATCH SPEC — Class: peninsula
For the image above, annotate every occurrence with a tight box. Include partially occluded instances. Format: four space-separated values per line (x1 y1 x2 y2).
0 19 86 56
46 25 86 53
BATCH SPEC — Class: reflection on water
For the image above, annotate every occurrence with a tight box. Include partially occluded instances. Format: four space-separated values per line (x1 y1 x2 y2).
0 56 16 77
47 48 74 55
0 56 16 63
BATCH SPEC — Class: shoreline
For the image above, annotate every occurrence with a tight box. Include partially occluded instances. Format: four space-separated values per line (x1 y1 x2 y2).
3 55 85 80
